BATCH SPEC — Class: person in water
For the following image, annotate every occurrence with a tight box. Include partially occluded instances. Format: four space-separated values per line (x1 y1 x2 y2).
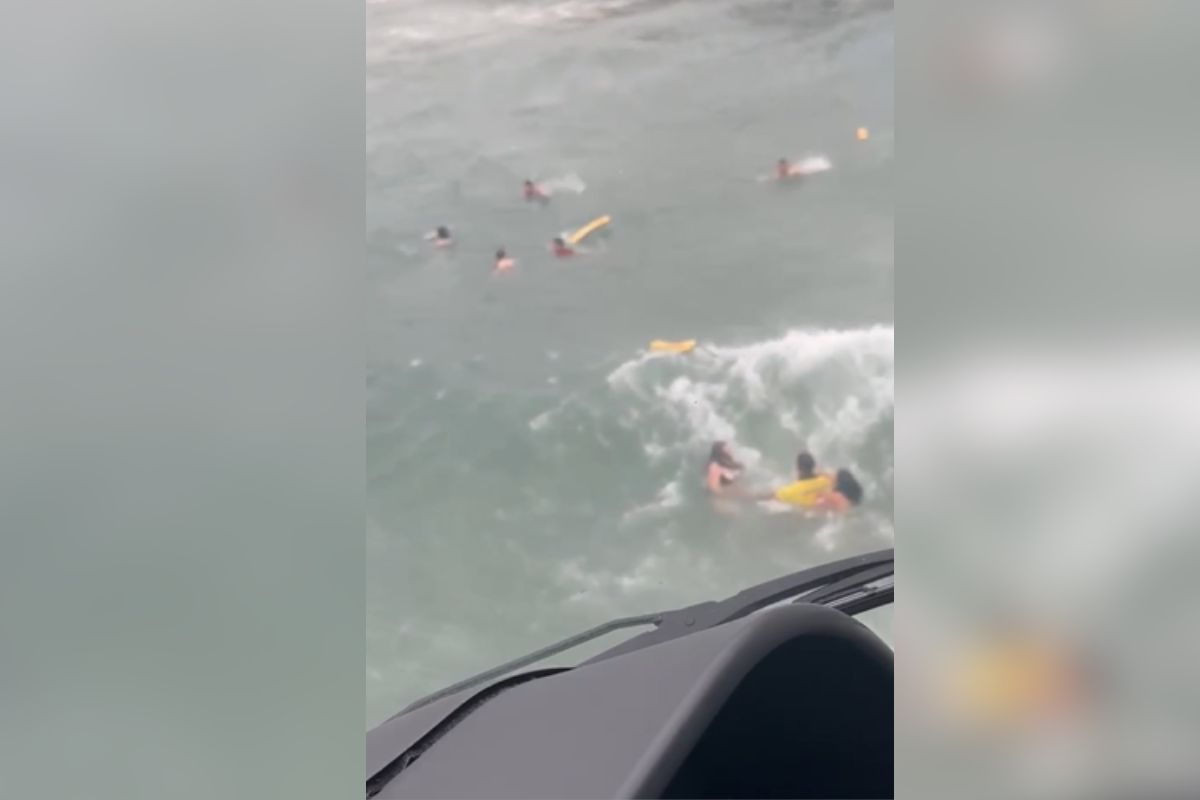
705 441 744 496
776 158 793 180
523 179 549 202
428 225 453 247
761 451 832 508
551 236 575 257
494 248 515 271
813 468 864 512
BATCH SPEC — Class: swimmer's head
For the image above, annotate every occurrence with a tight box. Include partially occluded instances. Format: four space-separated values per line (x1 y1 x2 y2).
796 451 816 478
834 468 864 505
710 441 741 470
436 226 450 239
524 179 534 188
553 237 566 247
495 248 506 260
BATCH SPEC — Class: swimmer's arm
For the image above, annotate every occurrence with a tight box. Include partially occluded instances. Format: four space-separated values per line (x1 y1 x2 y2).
706 464 724 494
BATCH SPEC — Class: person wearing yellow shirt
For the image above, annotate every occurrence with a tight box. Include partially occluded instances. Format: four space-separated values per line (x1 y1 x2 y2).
759 452 833 508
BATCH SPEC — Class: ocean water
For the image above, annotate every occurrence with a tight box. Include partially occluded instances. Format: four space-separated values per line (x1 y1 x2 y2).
367 0 893 724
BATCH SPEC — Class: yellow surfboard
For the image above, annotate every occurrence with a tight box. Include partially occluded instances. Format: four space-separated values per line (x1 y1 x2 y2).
649 339 696 354
566 214 611 246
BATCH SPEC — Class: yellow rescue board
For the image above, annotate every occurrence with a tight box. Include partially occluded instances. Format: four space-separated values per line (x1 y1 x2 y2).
566 215 611 245
649 339 696 354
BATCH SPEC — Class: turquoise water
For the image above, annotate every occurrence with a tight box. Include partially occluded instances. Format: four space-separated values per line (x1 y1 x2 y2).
368 0 893 724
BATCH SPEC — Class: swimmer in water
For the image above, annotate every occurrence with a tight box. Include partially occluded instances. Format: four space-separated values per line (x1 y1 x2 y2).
758 451 833 508
813 468 864 512
550 236 575 257
494 248 515 271
705 441 745 496
426 225 453 247
776 157 807 181
523 179 549 202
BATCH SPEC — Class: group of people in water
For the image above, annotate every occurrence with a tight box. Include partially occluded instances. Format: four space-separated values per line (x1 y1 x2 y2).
428 165 865 514
705 442 864 514
425 177 591 271
427 157 820 271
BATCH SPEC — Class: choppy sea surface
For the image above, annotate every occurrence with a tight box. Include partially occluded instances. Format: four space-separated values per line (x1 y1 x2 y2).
367 0 893 724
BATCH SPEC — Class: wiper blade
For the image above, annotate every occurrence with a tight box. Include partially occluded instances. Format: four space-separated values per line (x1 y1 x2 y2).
394 548 893 717
397 613 662 716
585 548 893 664
797 561 895 610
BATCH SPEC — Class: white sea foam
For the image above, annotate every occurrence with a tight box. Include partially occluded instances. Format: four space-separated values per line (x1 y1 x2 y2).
621 480 684 526
607 326 894 478
792 155 833 175
369 0 647 65
557 549 681 607
530 327 892 536
539 173 588 195
642 440 668 462
529 410 554 431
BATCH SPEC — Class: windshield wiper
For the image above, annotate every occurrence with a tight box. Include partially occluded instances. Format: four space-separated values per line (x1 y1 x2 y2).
585 548 893 664
395 548 892 716
798 561 894 612
396 612 663 716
